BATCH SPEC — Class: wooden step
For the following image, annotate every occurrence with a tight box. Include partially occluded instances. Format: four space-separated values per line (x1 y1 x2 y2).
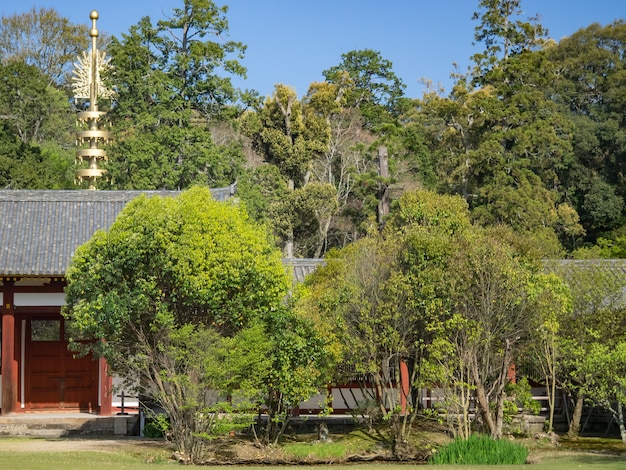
0 413 138 437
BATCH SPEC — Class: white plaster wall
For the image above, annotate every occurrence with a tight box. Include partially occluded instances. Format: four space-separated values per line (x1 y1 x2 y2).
299 392 327 410
111 374 139 408
421 388 446 409
331 387 375 410
14 292 66 306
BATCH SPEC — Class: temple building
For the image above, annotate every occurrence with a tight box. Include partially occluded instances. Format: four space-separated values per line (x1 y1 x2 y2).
0 187 235 415
0 11 237 415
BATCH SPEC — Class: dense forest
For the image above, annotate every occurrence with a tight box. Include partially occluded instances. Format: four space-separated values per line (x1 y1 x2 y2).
1 0 626 259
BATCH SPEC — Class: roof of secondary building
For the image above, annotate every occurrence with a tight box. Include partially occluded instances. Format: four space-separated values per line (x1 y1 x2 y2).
283 258 326 283
0 187 235 277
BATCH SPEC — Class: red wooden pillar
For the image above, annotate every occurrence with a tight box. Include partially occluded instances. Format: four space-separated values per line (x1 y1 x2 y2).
1 281 18 415
400 359 410 414
99 357 113 415
508 363 516 384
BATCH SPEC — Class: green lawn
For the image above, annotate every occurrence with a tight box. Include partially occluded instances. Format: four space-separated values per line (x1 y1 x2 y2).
0 451 170 469
0 452 624 470
429 454 626 470
0 436 624 469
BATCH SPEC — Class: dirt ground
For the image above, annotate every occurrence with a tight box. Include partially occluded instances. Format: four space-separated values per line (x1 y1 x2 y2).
0 435 386 464
0 437 170 454
0 436 305 461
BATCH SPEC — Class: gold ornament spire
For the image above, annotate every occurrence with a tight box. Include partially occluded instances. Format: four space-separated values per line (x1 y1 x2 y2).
73 10 113 190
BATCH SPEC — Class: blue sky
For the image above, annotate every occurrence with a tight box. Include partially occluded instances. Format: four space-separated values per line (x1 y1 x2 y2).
3 1 624 98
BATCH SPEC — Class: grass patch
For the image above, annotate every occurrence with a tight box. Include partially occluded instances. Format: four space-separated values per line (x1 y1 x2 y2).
428 454 626 470
2 434 625 469
0 438 175 469
559 435 626 454
283 441 347 459
282 429 382 460
0 450 176 469
430 434 528 465
2 456 626 470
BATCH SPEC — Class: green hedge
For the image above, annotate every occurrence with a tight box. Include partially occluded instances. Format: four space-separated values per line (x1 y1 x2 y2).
430 434 528 465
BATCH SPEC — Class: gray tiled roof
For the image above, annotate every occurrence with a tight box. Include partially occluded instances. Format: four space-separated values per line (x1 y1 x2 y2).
543 258 626 305
0 187 236 277
283 258 326 283
543 258 626 280
5 190 626 288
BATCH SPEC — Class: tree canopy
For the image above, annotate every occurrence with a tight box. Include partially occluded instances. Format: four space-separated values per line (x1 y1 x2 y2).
64 186 289 352
0 7 88 86
2 1 626 254
102 0 247 190
302 189 570 445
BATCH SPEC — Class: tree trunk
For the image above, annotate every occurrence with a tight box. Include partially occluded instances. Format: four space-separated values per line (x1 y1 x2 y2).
493 350 513 439
377 146 389 225
372 373 389 417
494 393 505 439
285 177 295 257
284 232 294 258
568 394 584 438
474 380 498 437
459 363 472 439
541 335 558 433
264 390 283 446
471 357 498 437
618 402 626 444
313 214 332 258
547 371 556 433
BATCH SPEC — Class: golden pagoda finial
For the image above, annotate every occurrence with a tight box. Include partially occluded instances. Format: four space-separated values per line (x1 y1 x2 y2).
73 10 113 190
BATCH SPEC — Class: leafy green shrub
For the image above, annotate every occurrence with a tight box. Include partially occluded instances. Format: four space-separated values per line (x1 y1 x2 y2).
506 377 541 416
143 412 169 438
430 434 528 465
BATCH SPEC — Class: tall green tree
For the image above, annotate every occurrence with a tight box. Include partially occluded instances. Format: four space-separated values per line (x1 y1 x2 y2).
526 273 571 433
318 51 411 243
63 187 293 461
323 49 405 129
64 187 290 353
567 318 626 440
151 0 246 117
443 227 551 439
304 79 379 248
546 21 626 243
0 122 72 189
105 0 246 189
259 305 338 445
543 259 626 438
240 83 331 256
583 340 626 443
406 2 582 251
303 233 423 454
0 61 74 145
0 7 88 86
302 190 471 455
243 84 330 189
413 80 579 252
471 0 548 84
